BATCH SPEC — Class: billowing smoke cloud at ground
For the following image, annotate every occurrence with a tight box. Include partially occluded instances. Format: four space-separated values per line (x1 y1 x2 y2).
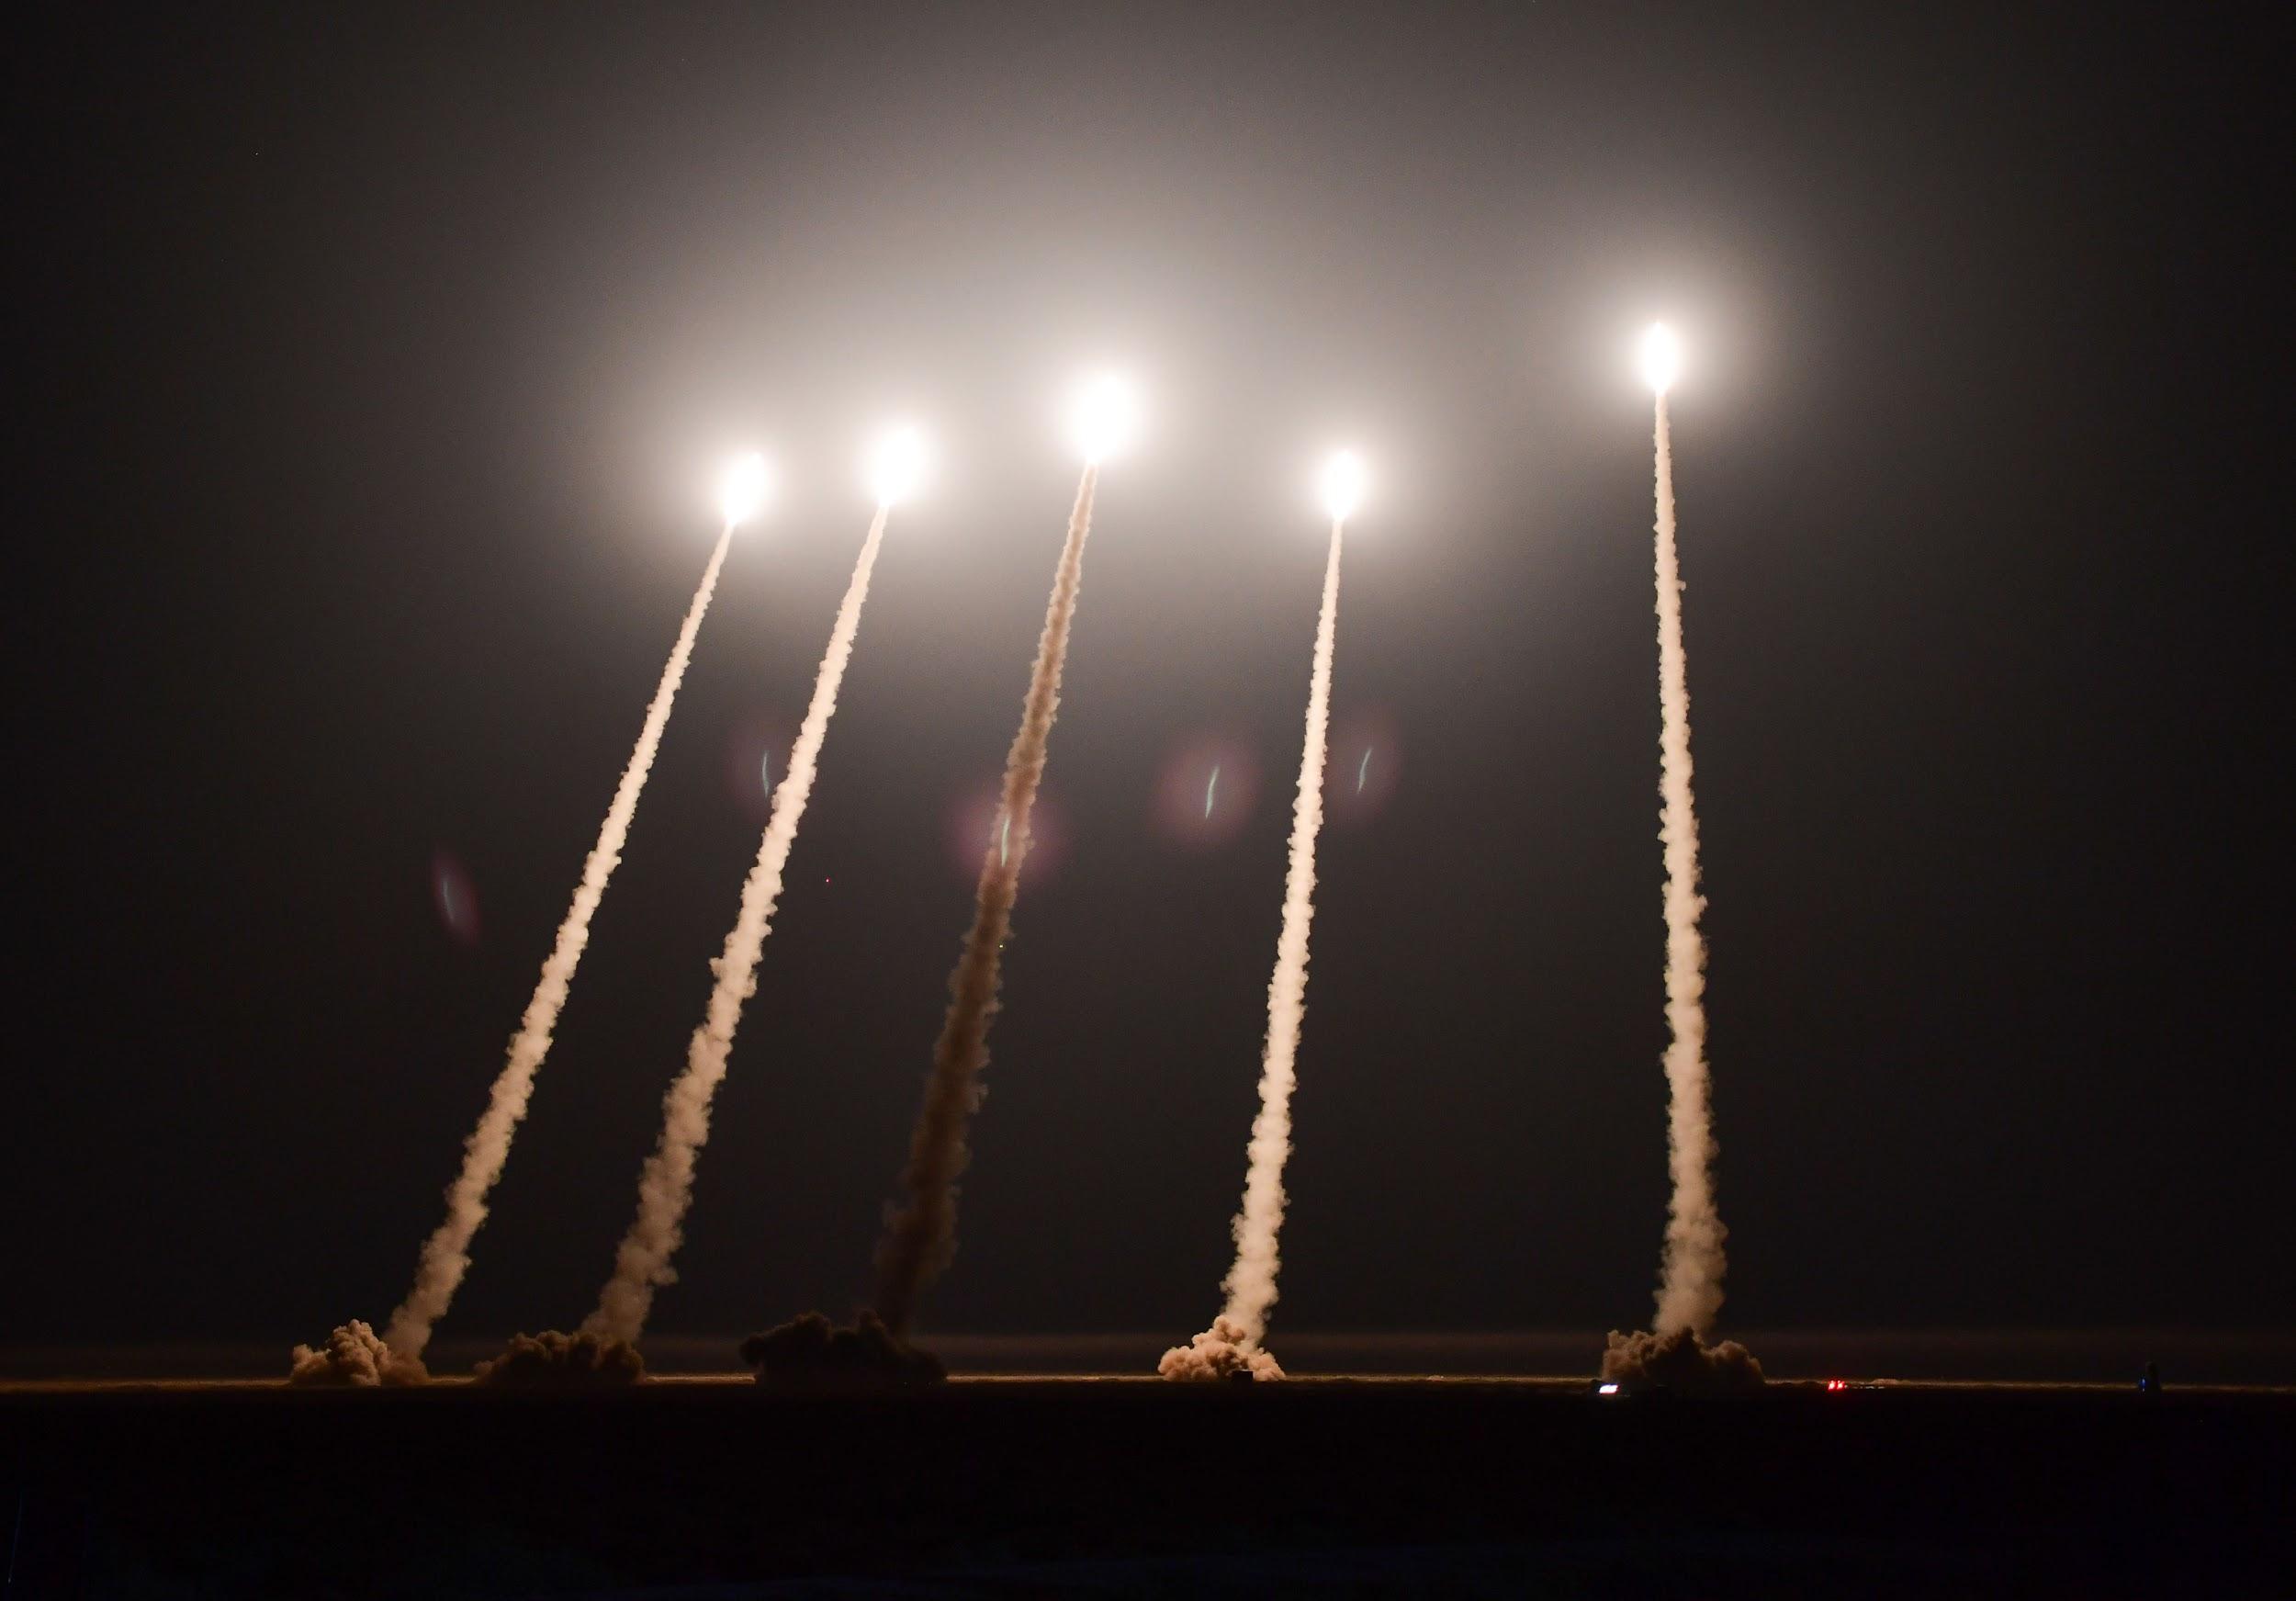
474 1328 645 1387
1645 390 1729 1343
287 1319 428 1387
739 1311 945 1387
585 507 893 1347
288 529 735 1381
1158 1314 1285 1382
1602 1325 1764 1394
872 467 1099 1337
1164 521 1343 1382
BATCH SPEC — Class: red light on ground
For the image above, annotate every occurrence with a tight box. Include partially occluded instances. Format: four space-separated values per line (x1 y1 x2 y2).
1827 1380 1846 1392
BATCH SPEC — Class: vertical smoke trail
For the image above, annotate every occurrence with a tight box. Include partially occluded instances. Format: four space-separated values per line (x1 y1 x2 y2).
1221 521 1344 1344
381 527 734 1364
1649 390 1726 1337
872 467 1097 1336
585 506 892 1345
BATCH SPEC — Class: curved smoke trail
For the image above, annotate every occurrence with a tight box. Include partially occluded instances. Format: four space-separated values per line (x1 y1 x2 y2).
1649 391 1725 1337
585 507 892 1345
381 527 734 1364
873 467 1097 1336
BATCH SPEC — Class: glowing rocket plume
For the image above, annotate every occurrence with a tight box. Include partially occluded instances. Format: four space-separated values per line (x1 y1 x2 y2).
873 466 1098 1336
381 526 735 1363
1649 389 1726 1337
1215 519 1344 1350
584 506 892 1345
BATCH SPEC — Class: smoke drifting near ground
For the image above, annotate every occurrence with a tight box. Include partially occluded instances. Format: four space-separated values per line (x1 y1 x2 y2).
1165 521 1344 1381
474 1328 645 1387
1649 390 1727 1337
740 1312 945 1387
587 509 891 1346
379 528 737 1368
1603 1326 1765 1394
872 467 1098 1336
287 1320 429 1387
1158 1315 1286 1382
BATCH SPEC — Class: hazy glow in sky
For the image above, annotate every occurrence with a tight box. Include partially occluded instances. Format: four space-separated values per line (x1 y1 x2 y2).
1640 323 1682 395
720 451 771 526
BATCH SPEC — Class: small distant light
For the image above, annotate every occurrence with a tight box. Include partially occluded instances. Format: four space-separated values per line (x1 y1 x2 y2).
1596 1381 1621 1396
1827 1379 1846 1392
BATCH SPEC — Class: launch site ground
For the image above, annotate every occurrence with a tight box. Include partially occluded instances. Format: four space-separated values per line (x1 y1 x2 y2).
4 1355 2289 1595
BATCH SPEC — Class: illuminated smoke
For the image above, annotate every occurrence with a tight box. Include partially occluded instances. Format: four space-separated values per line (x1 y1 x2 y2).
375 527 735 1366
585 507 892 1345
288 1319 427 1387
1602 1325 1763 1393
872 467 1099 1336
1648 389 1727 1338
1157 1314 1284 1382
1165 519 1344 1379
475 1328 645 1387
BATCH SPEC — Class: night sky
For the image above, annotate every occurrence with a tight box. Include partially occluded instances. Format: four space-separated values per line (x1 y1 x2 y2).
8 4 2288 1352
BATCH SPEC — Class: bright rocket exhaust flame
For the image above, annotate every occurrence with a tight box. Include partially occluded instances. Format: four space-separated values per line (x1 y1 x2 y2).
584 499 895 1346
870 425 929 507
720 451 771 527
1066 370 1141 465
1318 449 1367 522
1164 472 1350 1382
1640 323 1682 396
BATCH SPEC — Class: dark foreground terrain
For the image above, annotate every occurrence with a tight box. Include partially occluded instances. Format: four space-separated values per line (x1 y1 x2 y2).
4 1380 2290 1597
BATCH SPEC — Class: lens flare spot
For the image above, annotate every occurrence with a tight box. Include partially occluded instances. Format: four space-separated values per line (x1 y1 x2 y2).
1329 707 1401 825
724 716 793 825
951 783 1070 884
430 850 481 947
1153 734 1260 847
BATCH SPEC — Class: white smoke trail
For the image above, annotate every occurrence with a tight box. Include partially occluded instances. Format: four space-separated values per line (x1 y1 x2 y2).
1198 520 1344 1359
585 506 890 1344
1649 391 1725 1337
381 526 734 1364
